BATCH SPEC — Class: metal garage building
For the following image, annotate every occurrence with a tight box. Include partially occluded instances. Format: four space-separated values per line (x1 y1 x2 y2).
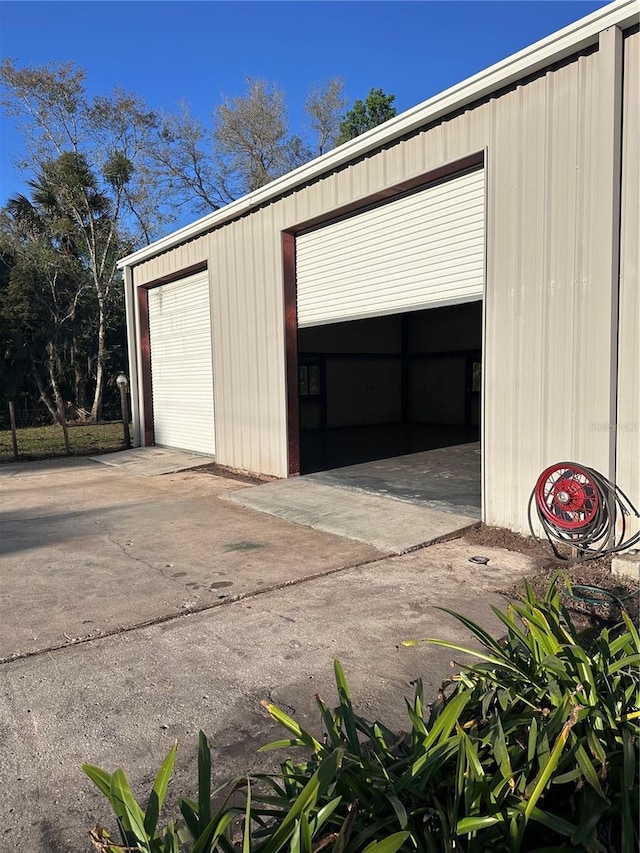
118 0 639 536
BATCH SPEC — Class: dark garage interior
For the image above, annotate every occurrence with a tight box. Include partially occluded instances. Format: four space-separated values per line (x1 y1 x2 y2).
297 300 482 474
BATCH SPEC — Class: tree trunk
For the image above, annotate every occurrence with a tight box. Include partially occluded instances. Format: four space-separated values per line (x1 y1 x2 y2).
31 364 59 423
47 342 70 454
8 401 19 460
90 300 106 422
72 340 88 411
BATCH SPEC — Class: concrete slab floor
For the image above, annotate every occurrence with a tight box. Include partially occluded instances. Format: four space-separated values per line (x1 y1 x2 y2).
91 446 216 476
307 443 481 517
0 537 535 853
0 457 380 660
225 444 481 553
225 478 477 554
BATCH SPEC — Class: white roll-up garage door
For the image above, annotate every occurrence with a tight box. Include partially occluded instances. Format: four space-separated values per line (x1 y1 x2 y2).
148 271 215 455
296 169 485 328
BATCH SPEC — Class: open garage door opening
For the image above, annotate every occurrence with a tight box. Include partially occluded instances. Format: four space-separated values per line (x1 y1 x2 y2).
298 300 482 474
289 167 485 516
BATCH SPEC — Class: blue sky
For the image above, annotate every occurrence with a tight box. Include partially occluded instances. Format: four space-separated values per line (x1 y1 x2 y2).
1 0 609 220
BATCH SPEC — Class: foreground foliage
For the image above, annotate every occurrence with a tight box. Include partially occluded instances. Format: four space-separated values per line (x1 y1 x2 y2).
84 582 639 852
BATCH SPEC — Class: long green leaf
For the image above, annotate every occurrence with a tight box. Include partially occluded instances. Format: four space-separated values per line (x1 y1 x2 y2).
243 778 252 853
574 740 605 798
144 740 177 837
510 803 577 837
410 736 461 783
179 797 200 840
609 653 640 673
315 694 342 748
622 609 640 652
110 768 149 848
309 796 342 836
385 793 408 830
261 701 324 754
433 607 507 655
527 717 538 765
82 764 113 799
258 738 307 753
422 639 523 674
361 831 410 853
198 731 212 832
524 712 574 819
300 809 313 853
334 660 361 757
457 815 502 834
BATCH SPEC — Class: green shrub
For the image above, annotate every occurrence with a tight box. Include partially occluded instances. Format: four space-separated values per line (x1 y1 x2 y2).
84 581 639 852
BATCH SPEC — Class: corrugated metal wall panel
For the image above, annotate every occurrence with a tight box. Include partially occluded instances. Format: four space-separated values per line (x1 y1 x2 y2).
297 170 485 327
482 45 618 531
617 27 640 542
129 35 629 532
207 213 288 476
148 272 215 454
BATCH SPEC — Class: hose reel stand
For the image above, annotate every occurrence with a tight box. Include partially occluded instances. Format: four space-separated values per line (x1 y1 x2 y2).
528 462 640 562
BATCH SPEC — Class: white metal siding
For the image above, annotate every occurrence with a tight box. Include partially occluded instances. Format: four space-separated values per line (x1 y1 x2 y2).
296 169 485 328
148 272 215 455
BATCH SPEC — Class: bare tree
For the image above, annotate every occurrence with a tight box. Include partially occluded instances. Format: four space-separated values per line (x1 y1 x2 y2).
305 78 348 155
151 102 234 216
213 78 310 195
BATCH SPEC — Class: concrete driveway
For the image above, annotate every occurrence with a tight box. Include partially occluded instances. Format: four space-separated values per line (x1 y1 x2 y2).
0 455 535 852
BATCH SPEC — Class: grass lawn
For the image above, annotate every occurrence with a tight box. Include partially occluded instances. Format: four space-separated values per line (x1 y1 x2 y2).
0 422 131 462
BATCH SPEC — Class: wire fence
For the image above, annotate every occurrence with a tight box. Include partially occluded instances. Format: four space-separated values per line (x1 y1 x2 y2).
0 402 123 430
0 421 130 462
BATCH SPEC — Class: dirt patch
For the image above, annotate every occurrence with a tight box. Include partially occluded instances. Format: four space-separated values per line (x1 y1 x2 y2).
463 525 639 627
190 463 275 486
463 525 552 564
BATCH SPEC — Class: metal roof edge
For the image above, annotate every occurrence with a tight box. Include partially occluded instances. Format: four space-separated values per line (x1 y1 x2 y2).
118 0 638 270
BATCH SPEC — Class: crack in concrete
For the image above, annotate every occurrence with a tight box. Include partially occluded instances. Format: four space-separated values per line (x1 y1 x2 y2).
0 526 470 667
0 552 391 666
105 529 159 574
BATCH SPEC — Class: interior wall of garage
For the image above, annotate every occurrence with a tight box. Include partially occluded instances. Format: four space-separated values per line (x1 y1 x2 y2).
299 315 401 429
298 303 481 430
129 27 631 534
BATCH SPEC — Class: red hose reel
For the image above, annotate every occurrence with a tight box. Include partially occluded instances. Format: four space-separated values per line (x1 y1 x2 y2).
535 464 599 531
529 462 640 561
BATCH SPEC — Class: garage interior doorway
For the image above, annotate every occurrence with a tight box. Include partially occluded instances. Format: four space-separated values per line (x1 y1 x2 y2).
298 301 482 477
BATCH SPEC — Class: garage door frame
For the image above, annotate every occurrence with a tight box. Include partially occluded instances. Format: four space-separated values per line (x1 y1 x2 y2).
137 261 210 447
282 151 485 477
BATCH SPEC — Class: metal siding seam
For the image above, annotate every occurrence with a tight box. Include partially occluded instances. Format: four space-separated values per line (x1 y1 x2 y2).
480 146 489 525
123 265 141 447
599 26 624 487
617 27 640 543
216 230 231 468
